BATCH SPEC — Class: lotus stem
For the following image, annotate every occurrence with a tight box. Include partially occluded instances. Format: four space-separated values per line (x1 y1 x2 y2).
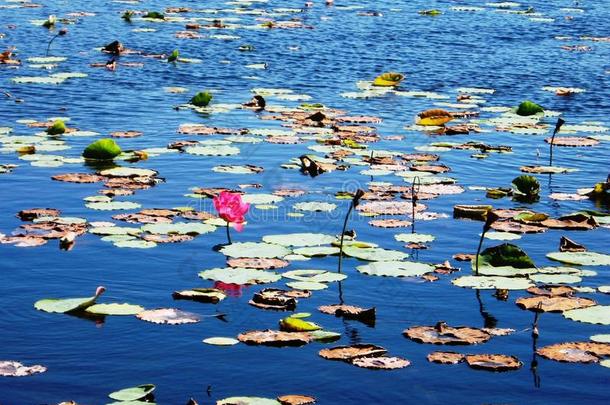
411 176 420 234
549 117 565 167
337 189 365 274
46 28 67 56
475 210 498 276
225 222 232 245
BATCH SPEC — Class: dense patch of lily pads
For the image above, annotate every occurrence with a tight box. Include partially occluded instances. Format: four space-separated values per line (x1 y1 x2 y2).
1 0 609 404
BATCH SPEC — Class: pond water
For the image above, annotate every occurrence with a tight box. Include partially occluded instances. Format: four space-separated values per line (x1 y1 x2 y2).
1 0 609 404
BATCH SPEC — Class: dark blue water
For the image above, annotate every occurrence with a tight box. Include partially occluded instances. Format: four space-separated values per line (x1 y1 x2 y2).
1 0 609 404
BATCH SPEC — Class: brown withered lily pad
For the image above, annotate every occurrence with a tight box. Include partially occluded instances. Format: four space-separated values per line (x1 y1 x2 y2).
537 342 610 363
545 136 599 147
351 356 411 370
52 173 105 183
277 394 316 405
249 289 298 311
527 285 576 297
318 304 376 322
491 220 547 234
368 219 412 228
319 344 387 361
273 189 306 198
110 130 142 138
238 330 311 347
403 322 491 345
0 235 48 247
228 258 290 270
541 217 597 231
172 288 226 303
560 236 587 252
410 165 450 174
17 208 61 221
136 308 200 325
427 351 465 364
465 354 522 371
113 213 173 224
516 296 596 313
0 361 47 377
453 253 475 261
482 328 515 336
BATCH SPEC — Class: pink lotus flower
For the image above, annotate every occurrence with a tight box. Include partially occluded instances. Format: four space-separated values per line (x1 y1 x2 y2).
213 191 249 232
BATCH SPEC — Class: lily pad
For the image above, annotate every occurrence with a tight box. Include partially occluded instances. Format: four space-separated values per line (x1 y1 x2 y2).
342 246 408 261
141 222 215 235
108 384 155 401
262 233 336 247
394 233 435 243
136 308 200 325
199 267 281 285
220 242 291 258
203 337 239 346
357 261 434 277
85 303 144 315
452 276 533 290
547 251 610 266
0 361 47 377
563 306 610 325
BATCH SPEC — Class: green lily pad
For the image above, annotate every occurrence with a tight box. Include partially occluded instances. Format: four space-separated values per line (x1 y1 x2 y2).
293 202 337 212
529 274 582 284
241 194 284 204
310 330 341 342
292 246 340 257
563 306 610 325
34 296 98 313
342 246 408 261
86 201 141 211
477 266 537 277
356 261 434 277
114 240 157 249
476 243 536 269
85 303 144 315
547 251 610 266
108 384 155 401
219 242 291 258
452 276 534 290
282 270 346 283
590 334 610 343
198 267 280 285
203 337 239 346
280 316 322 332
185 145 240 156
394 233 435 243
262 233 336 247
483 232 522 241
217 398 280 405
286 281 328 290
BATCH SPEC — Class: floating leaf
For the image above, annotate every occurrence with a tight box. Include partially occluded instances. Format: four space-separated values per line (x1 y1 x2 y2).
262 233 336 247
319 344 387 361
220 242 291 258
465 354 522 371
279 316 321 332
516 296 596 313
141 222 215 235
356 261 434 277
108 384 155 401
199 267 280 285
342 246 408 261
136 308 200 325
85 303 144 315
238 330 311 347
172 288 226 303
452 276 533 290
282 270 346 283
203 337 239 346
427 352 465 364
516 100 544 116
394 233 435 243
547 251 610 266
352 356 411 369
0 361 47 377
286 281 327 291
563 306 610 325
404 323 491 345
